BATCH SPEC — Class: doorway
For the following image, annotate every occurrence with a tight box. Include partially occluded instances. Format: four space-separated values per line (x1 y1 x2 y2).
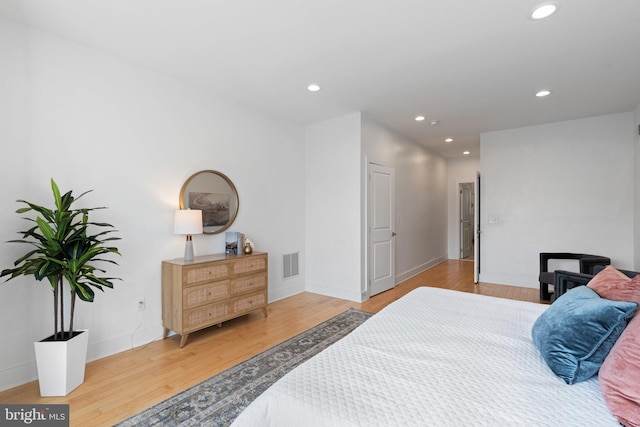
459 182 474 260
367 162 396 297
474 171 481 283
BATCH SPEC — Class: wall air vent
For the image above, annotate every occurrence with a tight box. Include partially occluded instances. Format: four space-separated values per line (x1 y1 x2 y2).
283 252 299 279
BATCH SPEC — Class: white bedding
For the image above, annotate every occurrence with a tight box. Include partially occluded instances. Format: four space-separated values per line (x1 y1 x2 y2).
231 287 618 426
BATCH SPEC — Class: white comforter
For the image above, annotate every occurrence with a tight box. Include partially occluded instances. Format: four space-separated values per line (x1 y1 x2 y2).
232 287 618 426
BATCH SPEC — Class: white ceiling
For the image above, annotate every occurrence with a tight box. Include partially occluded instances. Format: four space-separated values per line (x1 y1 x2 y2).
2 0 640 158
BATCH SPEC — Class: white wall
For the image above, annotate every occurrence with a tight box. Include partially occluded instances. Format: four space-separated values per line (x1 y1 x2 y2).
0 18 306 391
361 116 448 284
304 114 448 302
480 112 635 287
447 157 481 259
305 113 363 301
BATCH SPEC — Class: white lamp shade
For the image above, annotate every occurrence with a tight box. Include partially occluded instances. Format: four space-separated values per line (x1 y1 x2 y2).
174 210 203 235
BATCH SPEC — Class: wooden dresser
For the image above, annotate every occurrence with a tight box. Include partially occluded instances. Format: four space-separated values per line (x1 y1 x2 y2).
161 252 268 347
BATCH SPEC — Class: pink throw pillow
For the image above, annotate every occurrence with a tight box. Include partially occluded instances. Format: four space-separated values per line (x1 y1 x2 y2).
599 314 640 426
588 266 640 306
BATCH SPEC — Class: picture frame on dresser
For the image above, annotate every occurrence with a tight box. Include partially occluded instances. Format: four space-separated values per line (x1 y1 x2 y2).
161 252 268 347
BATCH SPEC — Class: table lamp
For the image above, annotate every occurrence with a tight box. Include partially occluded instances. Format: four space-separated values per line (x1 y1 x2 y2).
174 209 203 261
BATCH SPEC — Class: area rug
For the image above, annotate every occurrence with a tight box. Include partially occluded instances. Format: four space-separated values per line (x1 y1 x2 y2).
116 308 373 427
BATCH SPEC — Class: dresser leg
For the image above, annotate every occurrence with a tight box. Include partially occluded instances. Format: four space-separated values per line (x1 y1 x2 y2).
179 334 189 348
163 327 169 339
262 307 268 317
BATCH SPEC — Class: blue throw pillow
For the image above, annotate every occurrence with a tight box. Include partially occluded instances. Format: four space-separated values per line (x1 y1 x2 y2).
531 285 637 384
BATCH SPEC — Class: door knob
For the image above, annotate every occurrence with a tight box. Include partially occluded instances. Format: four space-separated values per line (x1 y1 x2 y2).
392 232 397 237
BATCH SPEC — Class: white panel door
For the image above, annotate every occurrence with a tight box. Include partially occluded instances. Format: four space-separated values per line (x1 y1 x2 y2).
474 171 481 283
368 163 395 296
459 183 473 259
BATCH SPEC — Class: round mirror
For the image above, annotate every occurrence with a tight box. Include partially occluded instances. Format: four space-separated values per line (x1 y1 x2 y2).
179 170 239 234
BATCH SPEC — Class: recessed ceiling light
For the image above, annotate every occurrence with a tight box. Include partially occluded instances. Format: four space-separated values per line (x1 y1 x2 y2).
463 151 470 155
536 90 552 97
529 3 558 20
307 84 321 92
415 115 426 122
445 138 453 143
430 120 439 126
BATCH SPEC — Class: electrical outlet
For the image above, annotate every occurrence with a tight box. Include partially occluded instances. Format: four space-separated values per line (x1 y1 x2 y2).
136 298 146 312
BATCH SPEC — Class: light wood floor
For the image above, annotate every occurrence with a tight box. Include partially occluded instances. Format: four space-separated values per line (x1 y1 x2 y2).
0 260 543 426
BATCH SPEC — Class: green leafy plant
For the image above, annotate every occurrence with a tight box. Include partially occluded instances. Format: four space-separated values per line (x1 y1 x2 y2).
1 179 121 340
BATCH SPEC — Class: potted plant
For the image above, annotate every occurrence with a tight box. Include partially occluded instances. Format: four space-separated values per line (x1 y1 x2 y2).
1 179 121 396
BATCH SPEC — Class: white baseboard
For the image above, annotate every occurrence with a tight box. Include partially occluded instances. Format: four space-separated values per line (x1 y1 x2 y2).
395 256 446 284
0 323 166 393
269 280 305 303
305 281 363 302
478 273 538 289
0 360 37 393
87 323 165 363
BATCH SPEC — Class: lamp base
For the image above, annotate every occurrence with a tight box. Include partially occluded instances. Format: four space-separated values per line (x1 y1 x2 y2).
184 236 194 261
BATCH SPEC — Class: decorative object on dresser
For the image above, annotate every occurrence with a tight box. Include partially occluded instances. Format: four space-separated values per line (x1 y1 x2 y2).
173 209 203 261
162 252 268 348
225 231 245 255
179 170 239 235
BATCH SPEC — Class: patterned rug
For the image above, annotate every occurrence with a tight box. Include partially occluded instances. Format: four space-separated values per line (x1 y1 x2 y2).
115 308 373 427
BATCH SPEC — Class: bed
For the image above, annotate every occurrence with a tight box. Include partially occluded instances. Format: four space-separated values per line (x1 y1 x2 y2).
231 287 621 426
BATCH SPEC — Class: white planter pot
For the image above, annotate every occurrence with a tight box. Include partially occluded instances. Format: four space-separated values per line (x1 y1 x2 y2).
34 329 89 397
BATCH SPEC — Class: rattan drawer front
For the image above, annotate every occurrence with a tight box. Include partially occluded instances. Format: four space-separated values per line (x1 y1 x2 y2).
233 291 267 314
231 256 266 276
162 252 268 347
183 263 229 286
184 302 229 332
183 280 231 310
230 274 267 296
